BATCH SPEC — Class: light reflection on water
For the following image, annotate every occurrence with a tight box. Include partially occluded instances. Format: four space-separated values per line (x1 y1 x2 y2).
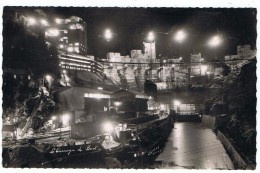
155 122 234 169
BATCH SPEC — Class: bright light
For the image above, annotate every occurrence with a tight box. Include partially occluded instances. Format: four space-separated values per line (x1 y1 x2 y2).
179 57 183 60
163 60 167 63
208 35 222 47
114 101 121 106
160 104 165 110
46 28 59 37
40 19 48 26
62 70 67 74
67 47 73 52
59 44 64 49
74 42 79 46
55 18 62 24
174 30 187 43
206 71 211 75
62 114 70 125
84 93 110 99
201 58 204 61
104 29 113 41
174 100 181 106
201 65 208 75
147 31 155 42
69 25 76 30
51 116 57 120
27 17 36 25
45 75 52 82
102 122 114 133
74 47 79 53
98 87 103 90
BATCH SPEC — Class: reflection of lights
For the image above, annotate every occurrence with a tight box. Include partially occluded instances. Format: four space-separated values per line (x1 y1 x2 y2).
74 42 79 46
62 70 66 74
59 44 64 48
40 19 48 26
173 100 181 106
174 30 187 43
206 71 210 75
147 31 155 42
114 101 121 106
208 35 222 47
102 122 114 133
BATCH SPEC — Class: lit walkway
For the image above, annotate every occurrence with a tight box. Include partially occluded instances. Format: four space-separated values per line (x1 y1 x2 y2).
155 122 234 169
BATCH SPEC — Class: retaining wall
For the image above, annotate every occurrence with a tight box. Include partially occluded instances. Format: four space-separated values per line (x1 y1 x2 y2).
216 131 255 170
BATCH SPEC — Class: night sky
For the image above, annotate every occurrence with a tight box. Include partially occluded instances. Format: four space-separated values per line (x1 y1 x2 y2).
6 7 257 60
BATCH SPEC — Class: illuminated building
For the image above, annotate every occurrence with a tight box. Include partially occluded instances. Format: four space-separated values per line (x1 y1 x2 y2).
44 16 103 74
45 16 87 55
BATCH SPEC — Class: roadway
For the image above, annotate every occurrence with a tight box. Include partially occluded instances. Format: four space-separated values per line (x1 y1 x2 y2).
155 122 234 169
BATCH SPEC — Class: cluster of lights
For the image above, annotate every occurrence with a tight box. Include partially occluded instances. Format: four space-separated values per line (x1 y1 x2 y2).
26 17 49 26
51 113 71 127
27 17 64 26
45 28 60 37
144 30 222 49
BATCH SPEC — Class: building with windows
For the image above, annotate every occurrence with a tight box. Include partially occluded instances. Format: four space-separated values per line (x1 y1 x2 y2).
44 16 104 75
59 53 103 74
45 16 87 55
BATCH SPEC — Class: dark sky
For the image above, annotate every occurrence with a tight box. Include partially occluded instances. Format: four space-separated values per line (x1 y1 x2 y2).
8 7 257 60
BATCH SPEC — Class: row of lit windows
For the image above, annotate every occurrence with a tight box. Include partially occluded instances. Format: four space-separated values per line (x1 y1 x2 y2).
60 65 103 73
61 55 102 68
61 65 92 72
60 60 103 72
60 62 102 71
61 62 91 68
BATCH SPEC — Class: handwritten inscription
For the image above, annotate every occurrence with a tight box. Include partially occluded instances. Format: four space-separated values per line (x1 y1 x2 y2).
147 146 162 156
49 145 101 156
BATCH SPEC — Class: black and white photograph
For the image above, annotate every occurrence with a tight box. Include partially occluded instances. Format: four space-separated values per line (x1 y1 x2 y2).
1 2 258 170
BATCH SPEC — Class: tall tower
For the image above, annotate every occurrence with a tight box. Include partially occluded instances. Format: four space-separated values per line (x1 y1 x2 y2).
143 42 156 59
